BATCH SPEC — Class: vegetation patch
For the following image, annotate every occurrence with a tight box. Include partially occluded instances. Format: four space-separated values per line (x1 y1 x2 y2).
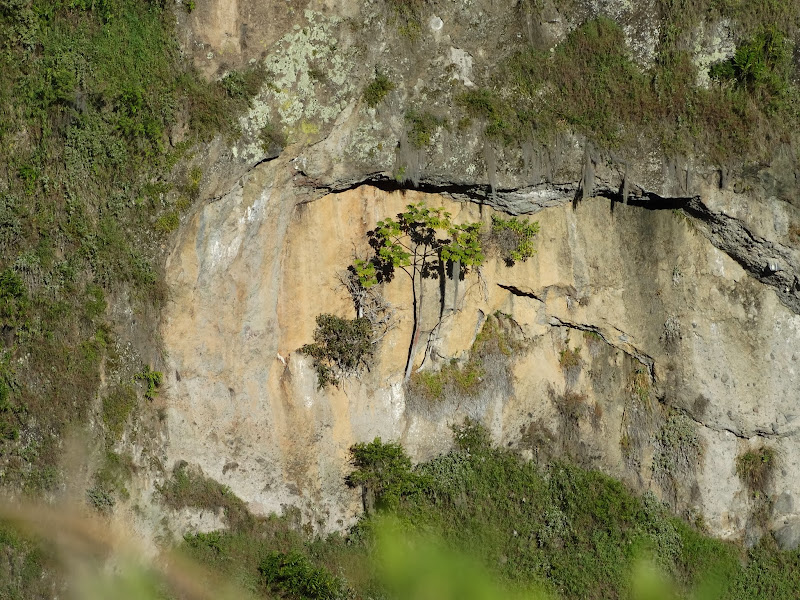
559 346 582 371
0 0 265 499
158 462 254 532
387 0 424 39
101 384 137 441
406 313 521 404
0 521 57 598
135 365 163 401
631 367 652 405
300 314 374 389
653 411 703 502
405 110 444 148
260 120 287 155
486 215 540 266
130 424 800 600
457 14 800 165
363 71 395 108
736 446 776 495
709 26 791 110
347 437 429 513
87 451 135 513
260 551 347 599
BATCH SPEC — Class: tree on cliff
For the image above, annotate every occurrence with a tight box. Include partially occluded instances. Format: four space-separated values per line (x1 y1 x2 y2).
353 202 484 381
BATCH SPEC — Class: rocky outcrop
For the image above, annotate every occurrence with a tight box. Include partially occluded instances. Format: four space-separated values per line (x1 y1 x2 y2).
161 155 800 544
155 0 800 549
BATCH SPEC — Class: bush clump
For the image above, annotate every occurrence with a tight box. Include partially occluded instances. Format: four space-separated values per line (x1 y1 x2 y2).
736 446 776 494
300 314 374 388
488 215 540 266
408 360 484 402
559 347 582 370
405 110 444 148
710 27 791 110
363 71 395 108
259 551 347 600
347 437 429 512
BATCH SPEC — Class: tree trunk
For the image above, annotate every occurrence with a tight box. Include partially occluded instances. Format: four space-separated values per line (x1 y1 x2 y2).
404 270 423 382
452 259 461 312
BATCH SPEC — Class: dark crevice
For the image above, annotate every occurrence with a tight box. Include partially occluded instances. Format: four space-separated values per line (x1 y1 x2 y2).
497 283 543 301
547 315 656 380
299 172 495 202
674 405 789 440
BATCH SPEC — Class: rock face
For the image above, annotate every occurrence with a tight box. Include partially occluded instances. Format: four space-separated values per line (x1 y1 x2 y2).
158 0 800 547
162 155 800 542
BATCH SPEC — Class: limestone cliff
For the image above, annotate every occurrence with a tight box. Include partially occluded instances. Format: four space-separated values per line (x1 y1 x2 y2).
155 0 800 549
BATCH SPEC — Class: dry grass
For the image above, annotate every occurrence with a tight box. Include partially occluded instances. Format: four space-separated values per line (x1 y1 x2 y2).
459 12 800 166
736 446 776 495
406 313 523 408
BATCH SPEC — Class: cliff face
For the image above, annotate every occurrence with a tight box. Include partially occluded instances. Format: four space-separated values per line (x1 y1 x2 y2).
162 156 800 544
158 0 800 547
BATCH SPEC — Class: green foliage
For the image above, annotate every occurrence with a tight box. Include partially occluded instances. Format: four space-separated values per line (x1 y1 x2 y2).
185 166 203 200
0 356 20 442
388 0 424 39
135 365 163 400
347 437 428 512
352 258 378 288
583 330 603 343
709 27 791 109
442 222 484 265
357 202 485 380
456 88 514 142
347 423 800 600
409 359 484 401
158 462 254 532
0 269 27 327
87 484 116 513
405 110 444 148
653 411 703 484
364 202 485 284
300 314 374 388
559 346 582 370
186 65 269 142
83 284 107 321
363 71 395 108
736 446 776 494
452 418 493 453
141 427 800 600
87 451 135 513
0 522 54 599
102 384 137 440
0 0 265 498
259 551 346 599
461 13 800 164
489 215 540 265
632 367 651 404
154 211 179 233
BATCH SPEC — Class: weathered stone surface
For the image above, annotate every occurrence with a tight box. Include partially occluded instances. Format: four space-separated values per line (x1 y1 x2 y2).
160 166 800 543
151 0 800 551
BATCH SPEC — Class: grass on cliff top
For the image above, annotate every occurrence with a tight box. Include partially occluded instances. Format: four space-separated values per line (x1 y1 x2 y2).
152 422 800 600
459 12 800 166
